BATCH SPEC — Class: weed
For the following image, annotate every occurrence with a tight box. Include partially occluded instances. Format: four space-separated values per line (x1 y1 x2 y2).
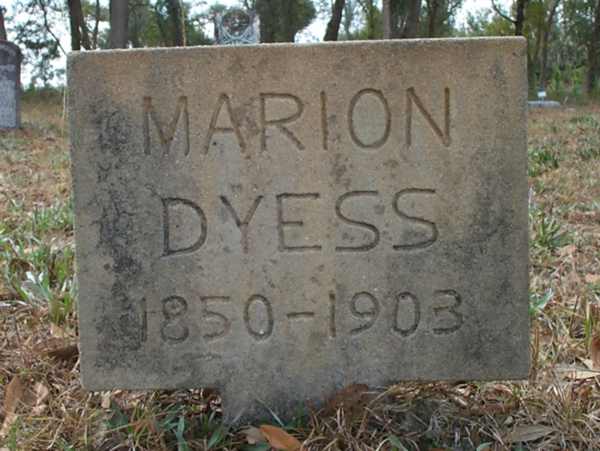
530 208 570 252
528 144 560 177
569 114 600 128
530 289 553 316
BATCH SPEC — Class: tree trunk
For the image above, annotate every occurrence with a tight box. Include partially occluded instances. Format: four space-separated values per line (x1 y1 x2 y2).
427 0 439 37
514 0 527 36
587 0 600 94
342 0 355 37
67 0 90 50
362 0 377 39
109 0 129 48
401 0 421 38
67 0 82 50
382 0 392 38
0 7 8 41
92 0 100 49
539 0 560 89
531 19 543 87
257 0 278 43
325 0 346 41
281 0 297 42
166 0 185 46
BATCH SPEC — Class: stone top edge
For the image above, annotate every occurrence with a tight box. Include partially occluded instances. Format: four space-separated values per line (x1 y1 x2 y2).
0 40 23 58
67 36 526 61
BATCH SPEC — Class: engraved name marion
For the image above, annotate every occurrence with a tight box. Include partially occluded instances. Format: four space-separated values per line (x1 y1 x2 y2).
143 87 451 156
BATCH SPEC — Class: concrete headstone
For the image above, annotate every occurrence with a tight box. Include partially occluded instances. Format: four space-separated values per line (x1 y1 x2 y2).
0 41 22 129
68 38 529 420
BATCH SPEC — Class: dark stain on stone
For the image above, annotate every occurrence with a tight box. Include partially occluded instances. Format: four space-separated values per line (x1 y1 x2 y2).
91 104 146 371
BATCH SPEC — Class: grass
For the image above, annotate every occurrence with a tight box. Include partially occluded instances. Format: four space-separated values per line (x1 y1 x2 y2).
1 96 600 450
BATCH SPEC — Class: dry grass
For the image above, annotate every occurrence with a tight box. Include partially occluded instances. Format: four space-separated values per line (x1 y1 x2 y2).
1 96 599 450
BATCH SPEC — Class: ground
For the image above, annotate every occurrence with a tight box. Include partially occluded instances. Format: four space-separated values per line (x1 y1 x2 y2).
0 93 599 450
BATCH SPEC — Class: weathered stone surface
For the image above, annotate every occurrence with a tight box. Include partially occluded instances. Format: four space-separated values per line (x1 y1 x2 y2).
0 41 22 129
68 38 529 420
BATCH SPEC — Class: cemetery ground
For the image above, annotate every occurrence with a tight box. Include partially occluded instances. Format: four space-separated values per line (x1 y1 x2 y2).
0 93 599 451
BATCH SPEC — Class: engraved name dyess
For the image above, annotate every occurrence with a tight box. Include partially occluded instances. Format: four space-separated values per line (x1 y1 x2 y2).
69 40 529 419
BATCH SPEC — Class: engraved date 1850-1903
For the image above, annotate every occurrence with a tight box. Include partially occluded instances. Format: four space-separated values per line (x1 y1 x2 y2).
133 288 464 345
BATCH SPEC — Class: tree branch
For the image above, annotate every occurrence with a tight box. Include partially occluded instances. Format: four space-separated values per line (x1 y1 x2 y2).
37 0 67 54
491 0 516 24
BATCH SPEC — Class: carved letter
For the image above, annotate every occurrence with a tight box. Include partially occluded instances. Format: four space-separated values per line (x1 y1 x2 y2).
260 93 305 151
204 93 246 154
393 189 438 250
162 197 207 257
276 193 322 252
143 96 189 155
335 191 380 252
220 195 263 253
348 88 391 149
321 91 328 151
432 290 463 335
406 87 451 148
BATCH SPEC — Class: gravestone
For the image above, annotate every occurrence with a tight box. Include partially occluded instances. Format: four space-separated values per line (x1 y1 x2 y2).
68 38 529 420
214 8 259 45
0 41 22 129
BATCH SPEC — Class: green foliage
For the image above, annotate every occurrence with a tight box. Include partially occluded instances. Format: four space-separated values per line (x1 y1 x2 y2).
528 144 560 177
462 9 513 36
421 0 463 37
529 208 570 252
548 64 587 102
529 288 553 315
127 0 213 47
256 0 316 42
10 0 65 87
0 200 75 324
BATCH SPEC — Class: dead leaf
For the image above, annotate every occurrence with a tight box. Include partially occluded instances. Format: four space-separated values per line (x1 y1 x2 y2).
0 376 25 437
585 274 600 284
504 425 554 443
591 335 600 370
31 382 50 415
46 343 79 361
558 244 577 256
556 365 600 380
259 424 302 451
242 426 267 445
323 383 371 418
101 392 111 409
50 323 69 338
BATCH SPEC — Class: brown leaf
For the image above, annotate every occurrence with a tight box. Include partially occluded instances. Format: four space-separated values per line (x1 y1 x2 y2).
558 244 577 256
259 425 302 451
0 376 25 437
101 392 111 409
504 425 554 443
324 383 371 418
50 323 69 338
591 335 600 370
556 363 600 379
46 343 79 361
242 426 267 445
31 382 50 415
585 274 600 285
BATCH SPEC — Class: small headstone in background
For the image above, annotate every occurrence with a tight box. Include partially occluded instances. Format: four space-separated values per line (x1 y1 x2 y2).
214 8 259 45
0 40 22 129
